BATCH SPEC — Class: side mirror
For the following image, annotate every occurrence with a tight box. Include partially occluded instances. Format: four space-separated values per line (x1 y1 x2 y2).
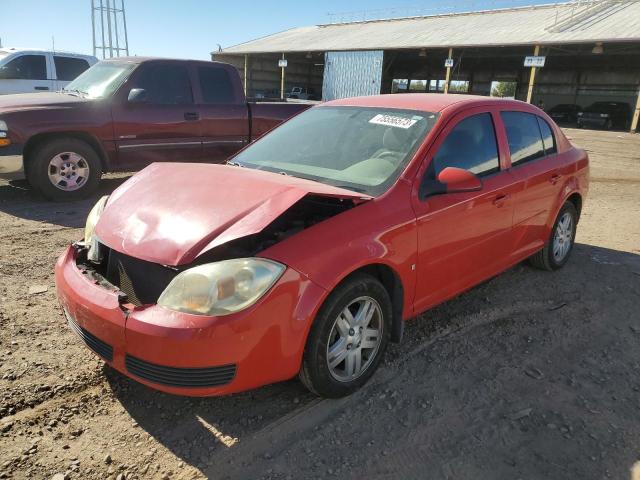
419 166 483 199
437 167 483 193
127 88 148 103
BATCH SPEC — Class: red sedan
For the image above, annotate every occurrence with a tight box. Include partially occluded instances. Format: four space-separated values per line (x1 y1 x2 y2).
55 94 589 398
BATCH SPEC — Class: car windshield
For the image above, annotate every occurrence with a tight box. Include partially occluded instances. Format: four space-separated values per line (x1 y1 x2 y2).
232 106 438 196
63 61 137 99
585 102 618 113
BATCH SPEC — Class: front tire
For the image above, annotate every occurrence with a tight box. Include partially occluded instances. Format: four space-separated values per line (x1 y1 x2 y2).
528 201 578 271
27 138 102 201
299 273 392 398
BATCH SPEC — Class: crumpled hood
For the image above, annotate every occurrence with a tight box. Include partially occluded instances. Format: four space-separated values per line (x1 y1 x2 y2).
95 163 370 266
0 92 89 113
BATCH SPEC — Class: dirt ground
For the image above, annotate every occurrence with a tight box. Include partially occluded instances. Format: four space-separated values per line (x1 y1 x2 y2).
0 128 639 480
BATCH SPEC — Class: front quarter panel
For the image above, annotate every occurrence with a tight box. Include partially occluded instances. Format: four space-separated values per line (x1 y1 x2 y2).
260 180 418 320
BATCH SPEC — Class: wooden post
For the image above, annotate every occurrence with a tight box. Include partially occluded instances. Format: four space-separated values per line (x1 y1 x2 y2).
280 53 286 100
526 45 540 104
444 47 453 94
243 54 248 96
631 86 640 133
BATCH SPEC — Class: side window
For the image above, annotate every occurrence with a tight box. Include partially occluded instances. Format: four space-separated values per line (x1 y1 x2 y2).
537 117 557 155
134 64 193 105
54 56 90 81
0 55 47 80
501 111 545 166
431 113 500 177
197 66 235 104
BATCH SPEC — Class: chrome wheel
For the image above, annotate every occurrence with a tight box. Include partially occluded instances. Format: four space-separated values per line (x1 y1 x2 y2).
326 296 383 382
552 212 573 262
48 152 90 191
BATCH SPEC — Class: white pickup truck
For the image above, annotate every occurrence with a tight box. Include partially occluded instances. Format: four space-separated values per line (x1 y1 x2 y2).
0 48 98 95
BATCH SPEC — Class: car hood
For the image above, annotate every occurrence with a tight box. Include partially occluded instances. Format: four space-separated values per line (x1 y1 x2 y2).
0 92 90 113
95 163 371 266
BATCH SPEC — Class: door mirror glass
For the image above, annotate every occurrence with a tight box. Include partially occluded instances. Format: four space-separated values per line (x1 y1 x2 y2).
128 88 148 103
437 167 483 193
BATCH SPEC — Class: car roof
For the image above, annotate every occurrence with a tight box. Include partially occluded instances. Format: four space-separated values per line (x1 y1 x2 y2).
323 93 532 114
0 47 95 58
102 56 227 67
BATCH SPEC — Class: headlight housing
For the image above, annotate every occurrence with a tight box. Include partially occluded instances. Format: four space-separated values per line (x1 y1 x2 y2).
83 195 108 261
158 258 286 316
599 113 609 118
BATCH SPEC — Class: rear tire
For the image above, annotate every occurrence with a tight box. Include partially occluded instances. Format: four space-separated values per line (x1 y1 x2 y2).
528 201 578 271
27 138 102 201
299 273 391 398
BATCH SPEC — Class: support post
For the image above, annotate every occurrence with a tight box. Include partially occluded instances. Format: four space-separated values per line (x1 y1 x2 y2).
631 86 640 133
243 54 248 96
444 47 453 94
280 53 286 100
526 45 540 104
105 0 114 58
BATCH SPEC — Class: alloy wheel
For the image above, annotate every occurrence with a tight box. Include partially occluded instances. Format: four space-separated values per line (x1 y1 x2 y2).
48 152 90 191
552 212 573 262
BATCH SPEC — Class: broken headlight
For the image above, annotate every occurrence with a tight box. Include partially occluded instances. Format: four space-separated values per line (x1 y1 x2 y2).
83 195 109 262
157 258 285 316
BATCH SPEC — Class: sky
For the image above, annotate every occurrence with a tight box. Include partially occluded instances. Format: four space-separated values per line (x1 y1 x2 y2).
1 0 553 60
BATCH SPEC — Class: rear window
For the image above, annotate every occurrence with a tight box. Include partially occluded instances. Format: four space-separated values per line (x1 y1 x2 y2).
54 56 91 81
501 111 545 166
0 54 47 80
198 66 235 104
537 117 557 155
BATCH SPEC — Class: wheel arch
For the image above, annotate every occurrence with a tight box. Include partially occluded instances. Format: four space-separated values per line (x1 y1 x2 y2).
331 262 406 344
23 132 109 176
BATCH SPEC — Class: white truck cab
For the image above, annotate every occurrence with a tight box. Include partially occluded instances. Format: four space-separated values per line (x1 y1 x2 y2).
0 48 98 95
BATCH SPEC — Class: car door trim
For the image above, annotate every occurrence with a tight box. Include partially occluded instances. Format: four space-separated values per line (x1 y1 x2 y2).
119 141 202 151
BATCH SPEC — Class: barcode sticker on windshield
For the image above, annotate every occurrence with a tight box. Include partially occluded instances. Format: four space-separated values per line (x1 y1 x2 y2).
369 114 418 129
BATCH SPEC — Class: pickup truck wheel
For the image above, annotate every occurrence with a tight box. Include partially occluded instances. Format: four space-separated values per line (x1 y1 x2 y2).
299 273 391 398
27 138 102 201
528 201 578 271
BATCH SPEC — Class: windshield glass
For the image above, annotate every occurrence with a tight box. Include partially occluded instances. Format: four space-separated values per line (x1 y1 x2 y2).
232 106 438 196
64 61 137 99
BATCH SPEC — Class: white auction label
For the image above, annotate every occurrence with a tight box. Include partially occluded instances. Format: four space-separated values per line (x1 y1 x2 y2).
369 114 417 129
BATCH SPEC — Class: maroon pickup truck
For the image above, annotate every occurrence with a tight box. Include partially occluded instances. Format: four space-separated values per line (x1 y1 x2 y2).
0 58 310 200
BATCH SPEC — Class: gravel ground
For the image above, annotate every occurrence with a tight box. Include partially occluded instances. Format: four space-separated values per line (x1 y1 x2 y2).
0 128 639 480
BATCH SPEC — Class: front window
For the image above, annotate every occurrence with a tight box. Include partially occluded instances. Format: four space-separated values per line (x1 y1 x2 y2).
64 61 137 99
232 106 438 196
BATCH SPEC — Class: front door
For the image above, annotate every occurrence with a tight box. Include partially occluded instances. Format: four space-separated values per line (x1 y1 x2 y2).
412 109 518 313
112 62 202 170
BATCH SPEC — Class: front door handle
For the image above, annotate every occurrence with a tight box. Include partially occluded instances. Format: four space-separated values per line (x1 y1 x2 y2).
550 173 562 184
184 111 199 121
492 193 510 207
34 86 50 91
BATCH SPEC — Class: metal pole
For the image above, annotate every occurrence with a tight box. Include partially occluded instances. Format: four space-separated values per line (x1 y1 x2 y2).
526 45 540 104
631 86 640 133
444 47 453 94
91 0 96 57
121 0 129 55
99 0 106 59
244 54 248 96
105 0 114 58
280 53 286 100
113 1 120 56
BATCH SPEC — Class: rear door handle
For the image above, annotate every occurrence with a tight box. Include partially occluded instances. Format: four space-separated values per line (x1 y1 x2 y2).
550 173 562 184
184 112 199 121
493 193 510 207
34 86 49 91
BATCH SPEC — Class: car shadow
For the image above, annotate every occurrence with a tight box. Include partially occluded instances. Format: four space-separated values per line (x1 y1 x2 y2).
105 243 640 477
0 174 131 228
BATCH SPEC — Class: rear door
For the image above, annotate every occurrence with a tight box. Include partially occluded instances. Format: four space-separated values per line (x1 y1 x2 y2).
194 64 249 163
0 53 54 93
412 108 519 313
112 61 203 169
500 111 564 258
52 55 92 90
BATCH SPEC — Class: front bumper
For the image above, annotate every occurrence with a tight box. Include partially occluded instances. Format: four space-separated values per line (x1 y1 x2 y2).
55 245 327 396
578 117 608 128
0 144 24 179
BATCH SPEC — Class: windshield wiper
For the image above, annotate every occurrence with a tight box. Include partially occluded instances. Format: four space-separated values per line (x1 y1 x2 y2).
226 160 244 167
62 88 88 97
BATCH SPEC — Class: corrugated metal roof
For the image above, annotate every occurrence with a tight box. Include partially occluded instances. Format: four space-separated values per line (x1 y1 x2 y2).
220 1 640 54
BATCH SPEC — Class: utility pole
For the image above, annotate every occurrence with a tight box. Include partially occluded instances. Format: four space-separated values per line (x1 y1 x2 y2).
91 0 129 59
